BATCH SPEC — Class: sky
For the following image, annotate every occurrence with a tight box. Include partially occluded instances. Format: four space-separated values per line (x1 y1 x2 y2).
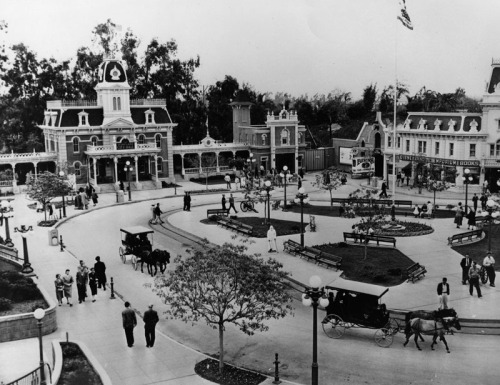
2 0 500 100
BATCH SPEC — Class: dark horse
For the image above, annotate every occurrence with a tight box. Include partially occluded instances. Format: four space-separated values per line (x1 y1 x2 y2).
140 249 171 276
403 308 461 353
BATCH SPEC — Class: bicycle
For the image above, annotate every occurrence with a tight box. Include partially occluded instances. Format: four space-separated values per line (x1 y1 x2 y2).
240 200 255 212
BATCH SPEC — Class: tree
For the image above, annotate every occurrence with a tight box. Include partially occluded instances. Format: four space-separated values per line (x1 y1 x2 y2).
362 83 378 113
26 172 73 221
151 242 293 373
428 179 451 207
312 168 343 207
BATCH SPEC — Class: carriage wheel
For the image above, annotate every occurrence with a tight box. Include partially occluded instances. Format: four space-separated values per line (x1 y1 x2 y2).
119 247 126 263
132 255 138 270
247 201 255 211
386 318 404 334
374 328 394 348
240 202 248 212
322 315 345 339
480 267 488 284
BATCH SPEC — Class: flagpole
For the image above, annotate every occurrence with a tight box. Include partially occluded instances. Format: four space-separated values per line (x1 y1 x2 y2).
392 4 398 205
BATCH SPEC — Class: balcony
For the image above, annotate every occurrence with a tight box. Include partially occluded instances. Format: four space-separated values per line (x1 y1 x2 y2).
86 143 160 156
46 100 98 108
130 99 166 106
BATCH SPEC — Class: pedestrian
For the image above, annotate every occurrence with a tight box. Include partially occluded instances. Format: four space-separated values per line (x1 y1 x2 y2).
483 180 489 194
144 304 159 348
54 274 64 306
76 266 88 304
153 203 164 223
454 202 463 228
91 191 98 206
224 174 231 189
406 173 410 186
480 194 487 210
235 176 240 189
299 168 304 179
437 277 450 310
94 256 107 290
228 193 238 213
119 180 125 191
379 181 388 198
183 192 188 211
460 254 472 285
426 201 434 218
396 171 402 187
185 192 191 211
48 203 54 218
472 193 479 212
62 269 74 306
321 292 335 323
483 252 496 287
468 261 482 298
267 225 277 252
413 204 420 218
88 267 97 302
221 194 227 210
467 209 476 230
122 302 137 347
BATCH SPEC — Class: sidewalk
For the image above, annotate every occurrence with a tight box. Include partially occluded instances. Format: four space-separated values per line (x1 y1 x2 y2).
0 174 498 384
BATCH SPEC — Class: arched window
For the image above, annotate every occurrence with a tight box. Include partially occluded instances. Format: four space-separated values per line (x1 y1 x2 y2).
91 136 98 147
281 129 289 145
374 133 381 149
155 134 162 148
74 162 81 176
73 137 80 153
361 140 365 147
157 157 163 172
113 97 117 111
117 97 121 110
137 134 145 144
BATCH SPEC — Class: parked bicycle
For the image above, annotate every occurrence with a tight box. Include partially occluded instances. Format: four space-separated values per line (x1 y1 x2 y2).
240 195 258 213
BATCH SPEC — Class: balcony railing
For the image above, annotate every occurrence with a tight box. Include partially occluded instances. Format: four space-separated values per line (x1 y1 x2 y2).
130 99 166 106
86 143 159 154
47 100 98 109
0 152 56 161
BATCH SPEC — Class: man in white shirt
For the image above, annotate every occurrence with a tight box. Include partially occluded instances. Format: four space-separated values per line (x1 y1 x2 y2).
483 252 496 287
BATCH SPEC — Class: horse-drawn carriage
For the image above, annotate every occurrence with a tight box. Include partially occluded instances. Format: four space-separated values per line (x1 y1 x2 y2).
321 280 397 347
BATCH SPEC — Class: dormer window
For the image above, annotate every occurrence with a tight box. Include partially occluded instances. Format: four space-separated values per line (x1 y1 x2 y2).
281 129 289 145
78 111 89 126
448 119 457 131
418 119 427 130
145 109 155 124
433 119 442 130
404 119 412 129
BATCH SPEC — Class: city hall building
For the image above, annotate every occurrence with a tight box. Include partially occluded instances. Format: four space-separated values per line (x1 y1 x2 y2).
382 59 500 193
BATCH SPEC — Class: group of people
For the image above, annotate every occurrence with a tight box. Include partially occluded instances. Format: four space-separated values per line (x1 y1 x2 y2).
396 171 411 187
75 183 98 210
412 201 434 218
54 257 107 306
453 202 478 230
221 193 238 213
122 302 159 348
183 192 191 211
459 253 496 298
150 203 164 224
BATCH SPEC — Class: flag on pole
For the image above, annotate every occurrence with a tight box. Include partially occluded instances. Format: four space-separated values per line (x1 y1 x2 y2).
397 0 413 30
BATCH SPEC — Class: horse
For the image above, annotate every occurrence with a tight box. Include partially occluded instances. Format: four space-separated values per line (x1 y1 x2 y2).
404 308 458 342
140 249 170 276
403 311 461 353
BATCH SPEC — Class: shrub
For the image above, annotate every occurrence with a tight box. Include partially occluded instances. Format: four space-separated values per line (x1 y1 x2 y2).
388 268 402 276
0 298 12 311
0 272 43 302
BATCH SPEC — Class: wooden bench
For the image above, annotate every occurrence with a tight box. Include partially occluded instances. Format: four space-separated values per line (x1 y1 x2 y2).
316 251 342 270
406 263 427 283
343 232 396 247
282 240 342 270
207 208 230 219
217 218 253 236
331 198 412 207
447 229 483 246
299 246 320 262
283 239 303 256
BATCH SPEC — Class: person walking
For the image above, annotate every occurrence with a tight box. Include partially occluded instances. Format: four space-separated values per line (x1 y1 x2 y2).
183 192 188 211
472 193 479 212
460 254 472 285
185 192 191 211
94 256 107 291
221 194 227 210
144 304 159 348
480 194 487 210
454 202 463 228
91 191 98 206
62 269 74 306
405 173 410 186
467 209 476 230
122 302 137 347
76 266 88 304
379 181 388 198
396 171 402 187
228 193 238 213
54 274 64 306
469 261 482 298
437 277 450 310
267 225 277 252
224 174 231 189
153 203 164 224
88 268 98 302
483 252 496 287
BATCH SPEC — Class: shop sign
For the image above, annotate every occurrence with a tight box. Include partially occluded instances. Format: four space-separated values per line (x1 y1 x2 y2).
399 154 480 166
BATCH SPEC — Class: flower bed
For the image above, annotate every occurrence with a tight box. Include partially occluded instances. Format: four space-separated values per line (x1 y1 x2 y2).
195 358 266 385
58 342 105 385
356 220 433 237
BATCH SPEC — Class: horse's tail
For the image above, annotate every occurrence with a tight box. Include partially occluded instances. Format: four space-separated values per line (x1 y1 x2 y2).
404 312 413 335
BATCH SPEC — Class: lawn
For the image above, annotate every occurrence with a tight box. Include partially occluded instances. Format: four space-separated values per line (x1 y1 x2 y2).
452 224 500 270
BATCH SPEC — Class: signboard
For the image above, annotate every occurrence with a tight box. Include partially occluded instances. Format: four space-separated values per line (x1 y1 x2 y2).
339 147 352 165
399 154 480 167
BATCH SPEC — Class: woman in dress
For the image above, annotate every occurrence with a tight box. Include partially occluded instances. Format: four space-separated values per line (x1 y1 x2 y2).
62 269 74 306
88 267 98 302
54 274 64 306
454 202 464 228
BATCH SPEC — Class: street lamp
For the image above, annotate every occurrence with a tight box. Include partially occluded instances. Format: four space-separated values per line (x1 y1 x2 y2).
280 166 289 211
481 199 499 253
15 225 34 274
34 308 47 385
124 161 133 201
462 169 473 215
302 276 329 385
260 180 273 225
0 200 14 247
246 153 256 189
59 171 67 218
294 187 310 247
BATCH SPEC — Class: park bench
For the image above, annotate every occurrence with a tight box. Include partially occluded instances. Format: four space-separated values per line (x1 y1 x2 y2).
283 239 303 256
217 218 253 236
447 229 483 246
316 251 342 270
299 246 321 262
406 263 427 283
207 208 230 219
343 232 396 247
331 198 412 208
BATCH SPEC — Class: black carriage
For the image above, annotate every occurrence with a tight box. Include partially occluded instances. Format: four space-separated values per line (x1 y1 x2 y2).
322 280 397 347
119 226 154 270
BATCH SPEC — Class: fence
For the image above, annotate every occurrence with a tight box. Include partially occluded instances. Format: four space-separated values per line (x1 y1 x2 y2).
5 363 51 385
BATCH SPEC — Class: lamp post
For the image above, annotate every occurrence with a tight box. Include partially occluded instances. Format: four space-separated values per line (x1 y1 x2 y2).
59 171 67 218
15 225 34 274
481 199 499 253
124 161 133 201
294 187 310 247
34 308 47 385
280 166 289 211
0 200 13 246
246 153 256 190
261 180 273 225
462 168 473 215
302 276 329 385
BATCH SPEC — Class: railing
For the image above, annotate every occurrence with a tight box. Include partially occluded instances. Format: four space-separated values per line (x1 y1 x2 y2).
116 143 135 150
47 100 97 108
0 152 56 160
86 143 158 153
130 98 166 106
184 166 232 174
5 363 51 385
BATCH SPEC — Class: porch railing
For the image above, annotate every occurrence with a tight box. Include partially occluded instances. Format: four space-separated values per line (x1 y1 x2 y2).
87 143 158 153
184 166 232 174
5 363 51 385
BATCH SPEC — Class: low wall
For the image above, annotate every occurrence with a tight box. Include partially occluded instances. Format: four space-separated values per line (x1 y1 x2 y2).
0 283 57 343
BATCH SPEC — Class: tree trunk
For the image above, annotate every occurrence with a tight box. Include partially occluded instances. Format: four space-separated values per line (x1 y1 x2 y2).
218 323 224 374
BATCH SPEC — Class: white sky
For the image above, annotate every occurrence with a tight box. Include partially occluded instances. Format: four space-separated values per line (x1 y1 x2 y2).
1 0 499 99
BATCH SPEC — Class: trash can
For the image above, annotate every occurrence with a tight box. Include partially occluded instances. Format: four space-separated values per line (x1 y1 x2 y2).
48 229 59 246
116 190 124 203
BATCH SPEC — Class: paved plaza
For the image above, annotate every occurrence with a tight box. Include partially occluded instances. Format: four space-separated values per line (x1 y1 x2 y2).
1 175 499 385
